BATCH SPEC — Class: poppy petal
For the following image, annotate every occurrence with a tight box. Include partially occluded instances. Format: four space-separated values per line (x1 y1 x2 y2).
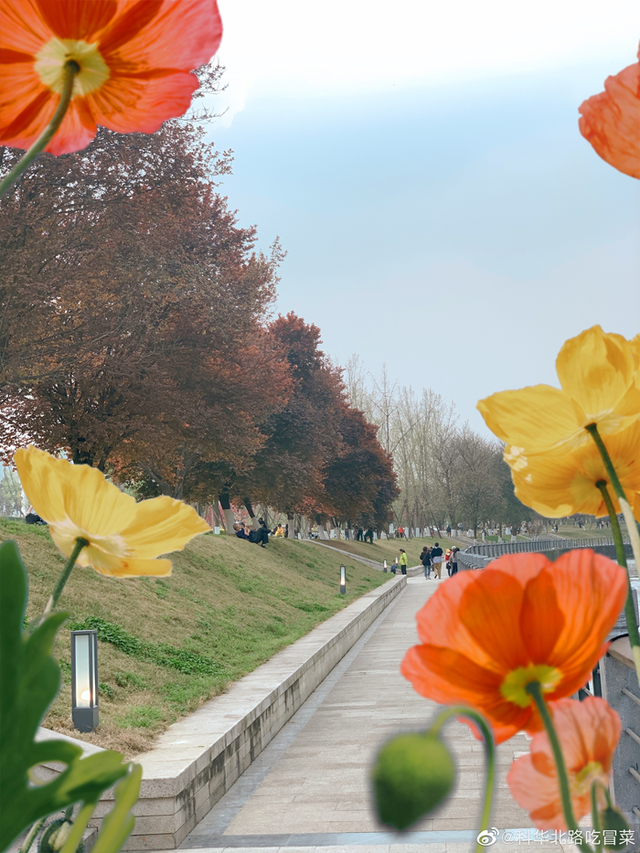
520 570 565 661
15 447 67 523
414 570 494 668
459 568 528 671
100 0 222 72
45 96 97 155
62 463 136 535
86 71 198 135
552 698 620 772
97 0 164 54
546 551 627 689
509 421 640 519
78 549 173 577
16 446 135 534
402 645 534 743
578 45 640 180
508 698 620 830
507 754 567 830
0 59 53 143
35 0 119 41
121 496 210 558
477 386 582 453
555 326 640 430
0 0 52 55
402 644 502 700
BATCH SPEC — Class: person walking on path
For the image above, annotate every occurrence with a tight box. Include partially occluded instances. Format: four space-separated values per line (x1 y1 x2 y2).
450 546 459 575
420 545 432 579
399 548 408 575
431 542 444 578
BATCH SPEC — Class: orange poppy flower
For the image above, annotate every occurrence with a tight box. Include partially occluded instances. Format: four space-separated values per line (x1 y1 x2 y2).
401 550 626 744
578 42 640 180
0 0 223 155
507 698 621 830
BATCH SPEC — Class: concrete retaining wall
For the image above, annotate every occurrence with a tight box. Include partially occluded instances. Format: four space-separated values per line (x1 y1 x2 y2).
37 575 406 850
601 638 640 845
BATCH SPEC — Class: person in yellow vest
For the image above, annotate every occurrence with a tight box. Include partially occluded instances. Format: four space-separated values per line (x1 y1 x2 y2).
274 524 285 537
399 549 408 575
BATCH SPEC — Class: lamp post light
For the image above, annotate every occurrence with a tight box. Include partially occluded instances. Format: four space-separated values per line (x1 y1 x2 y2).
71 629 99 732
383 560 388 573
340 564 347 595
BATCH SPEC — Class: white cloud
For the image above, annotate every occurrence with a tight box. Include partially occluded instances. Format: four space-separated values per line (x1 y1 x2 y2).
215 0 640 124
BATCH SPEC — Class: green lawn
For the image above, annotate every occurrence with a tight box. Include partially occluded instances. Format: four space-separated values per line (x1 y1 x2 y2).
1 520 389 757
551 524 626 540
311 534 459 566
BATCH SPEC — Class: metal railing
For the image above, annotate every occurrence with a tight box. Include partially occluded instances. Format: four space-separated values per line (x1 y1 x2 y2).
458 536 631 571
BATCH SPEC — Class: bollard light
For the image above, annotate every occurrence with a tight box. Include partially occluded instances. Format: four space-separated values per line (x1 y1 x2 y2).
383 560 388 573
340 565 347 595
71 629 99 732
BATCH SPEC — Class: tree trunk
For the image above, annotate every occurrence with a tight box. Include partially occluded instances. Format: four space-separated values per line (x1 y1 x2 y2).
211 502 224 529
286 512 294 538
243 497 259 530
218 490 236 533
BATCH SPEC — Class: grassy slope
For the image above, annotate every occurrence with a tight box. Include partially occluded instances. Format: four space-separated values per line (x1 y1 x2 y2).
1 520 388 757
553 523 628 540
310 535 459 566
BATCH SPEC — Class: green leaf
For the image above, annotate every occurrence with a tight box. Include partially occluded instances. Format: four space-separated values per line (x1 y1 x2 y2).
90 764 142 853
0 542 131 852
371 731 456 830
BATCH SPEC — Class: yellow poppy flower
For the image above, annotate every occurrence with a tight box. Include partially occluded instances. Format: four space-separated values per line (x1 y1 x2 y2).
477 326 640 455
505 422 640 520
15 446 209 577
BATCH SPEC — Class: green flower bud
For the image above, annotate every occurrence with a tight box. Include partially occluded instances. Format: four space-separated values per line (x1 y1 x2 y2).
371 732 455 830
600 806 630 850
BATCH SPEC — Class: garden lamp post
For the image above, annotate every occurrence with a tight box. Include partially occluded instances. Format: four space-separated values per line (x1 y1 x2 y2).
383 560 387 573
340 565 347 595
71 629 99 732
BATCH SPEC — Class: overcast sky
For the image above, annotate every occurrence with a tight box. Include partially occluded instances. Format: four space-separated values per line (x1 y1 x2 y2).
208 0 640 435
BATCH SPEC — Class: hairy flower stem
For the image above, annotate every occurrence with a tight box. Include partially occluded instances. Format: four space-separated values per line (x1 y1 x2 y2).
595 480 640 684
58 803 94 853
526 682 593 852
0 60 78 200
430 706 495 853
19 817 46 853
44 537 90 616
591 782 603 853
586 424 629 503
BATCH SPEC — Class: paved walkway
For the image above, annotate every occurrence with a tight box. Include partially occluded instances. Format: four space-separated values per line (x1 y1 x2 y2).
179 576 578 853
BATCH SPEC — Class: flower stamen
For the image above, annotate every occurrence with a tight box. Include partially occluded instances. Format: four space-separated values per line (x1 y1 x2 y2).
500 666 563 708
35 38 109 98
